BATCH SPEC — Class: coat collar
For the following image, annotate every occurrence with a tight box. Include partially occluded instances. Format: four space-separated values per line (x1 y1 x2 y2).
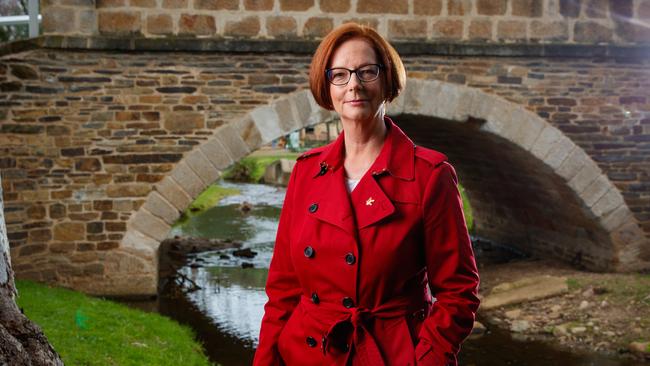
315 116 416 181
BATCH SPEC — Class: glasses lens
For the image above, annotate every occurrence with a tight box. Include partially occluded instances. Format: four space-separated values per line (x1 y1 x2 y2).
327 69 350 85
357 65 380 81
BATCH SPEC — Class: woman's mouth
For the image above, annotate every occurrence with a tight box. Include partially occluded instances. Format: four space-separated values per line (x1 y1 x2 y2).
346 99 368 106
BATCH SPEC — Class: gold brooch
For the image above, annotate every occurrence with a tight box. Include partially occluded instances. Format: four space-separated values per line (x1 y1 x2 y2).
366 197 375 206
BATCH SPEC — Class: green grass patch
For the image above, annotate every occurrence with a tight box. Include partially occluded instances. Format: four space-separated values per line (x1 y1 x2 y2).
223 154 300 183
458 183 474 233
566 277 582 291
15 280 213 366
187 184 240 213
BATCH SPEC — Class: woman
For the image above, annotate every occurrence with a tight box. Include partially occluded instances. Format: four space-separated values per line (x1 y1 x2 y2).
254 23 480 366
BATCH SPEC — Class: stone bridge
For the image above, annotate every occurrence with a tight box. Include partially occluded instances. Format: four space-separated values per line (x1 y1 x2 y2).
0 0 649 296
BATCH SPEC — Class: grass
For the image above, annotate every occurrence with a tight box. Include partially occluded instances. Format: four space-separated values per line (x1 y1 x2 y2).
15 280 214 366
187 184 240 213
458 183 474 233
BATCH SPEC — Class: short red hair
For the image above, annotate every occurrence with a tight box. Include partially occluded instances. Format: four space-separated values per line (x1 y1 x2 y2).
309 23 406 110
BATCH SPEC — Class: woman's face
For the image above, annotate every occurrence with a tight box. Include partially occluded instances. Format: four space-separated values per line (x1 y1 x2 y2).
328 38 385 125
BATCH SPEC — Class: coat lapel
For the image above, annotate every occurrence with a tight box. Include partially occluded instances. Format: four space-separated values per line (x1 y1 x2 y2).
308 165 356 236
350 173 395 229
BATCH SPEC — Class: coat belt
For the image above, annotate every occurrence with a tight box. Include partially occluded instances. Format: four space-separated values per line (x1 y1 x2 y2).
300 295 424 366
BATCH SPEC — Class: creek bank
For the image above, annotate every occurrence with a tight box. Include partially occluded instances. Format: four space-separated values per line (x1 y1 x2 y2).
478 259 650 362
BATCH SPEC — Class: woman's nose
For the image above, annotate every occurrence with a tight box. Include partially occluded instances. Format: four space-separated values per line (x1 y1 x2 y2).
347 72 363 90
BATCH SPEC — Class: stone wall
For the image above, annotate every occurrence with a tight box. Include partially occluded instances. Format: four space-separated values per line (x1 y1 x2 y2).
0 47 649 294
42 0 650 44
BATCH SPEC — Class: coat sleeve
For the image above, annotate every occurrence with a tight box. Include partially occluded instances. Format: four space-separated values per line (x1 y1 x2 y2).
253 164 303 366
416 162 480 366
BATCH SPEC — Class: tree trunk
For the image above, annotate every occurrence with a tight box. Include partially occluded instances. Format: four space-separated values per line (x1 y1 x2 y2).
0 176 63 365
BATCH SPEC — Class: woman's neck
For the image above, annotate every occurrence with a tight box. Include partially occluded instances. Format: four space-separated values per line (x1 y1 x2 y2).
341 114 387 179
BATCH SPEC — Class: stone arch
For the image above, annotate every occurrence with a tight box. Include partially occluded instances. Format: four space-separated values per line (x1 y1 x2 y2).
116 80 649 295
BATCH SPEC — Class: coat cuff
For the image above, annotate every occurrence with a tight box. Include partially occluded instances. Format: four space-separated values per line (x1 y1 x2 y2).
415 340 454 366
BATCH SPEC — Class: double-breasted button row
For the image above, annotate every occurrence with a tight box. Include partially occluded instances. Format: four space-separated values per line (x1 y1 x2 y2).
342 297 354 309
306 336 317 347
304 246 315 258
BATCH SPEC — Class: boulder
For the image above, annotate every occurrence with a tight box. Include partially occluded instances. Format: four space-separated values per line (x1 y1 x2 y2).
262 158 296 186
482 275 568 310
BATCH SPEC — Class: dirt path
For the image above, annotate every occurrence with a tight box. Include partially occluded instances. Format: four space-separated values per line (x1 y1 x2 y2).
477 259 650 362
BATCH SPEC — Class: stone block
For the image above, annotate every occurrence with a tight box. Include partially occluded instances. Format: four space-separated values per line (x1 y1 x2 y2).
341 18 378 30
130 0 155 6
320 0 350 12
555 146 589 181
511 112 545 151
146 14 173 35
43 6 75 33
225 16 261 37
568 162 602 195
250 105 285 144
280 0 312 10
530 21 569 42
120 229 159 256
266 16 297 38
200 138 235 170
163 112 205 132
129 209 171 242
217 124 252 161
78 9 97 34
303 17 333 38
582 175 611 207
357 0 407 14
388 19 428 40
244 0 273 10
609 0 633 18
559 0 581 17
447 0 471 15
530 125 562 161
179 14 216 36
107 184 151 197
512 0 543 16
142 191 180 225
50 242 76 253
98 11 142 36
232 115 263 152
184 150 221 185
477 0 506 15
162 0 188 8
432 20 463 40
96 0 126 9
171 161 205 198
591 188 624 217
469 20 493 41
414 0 441 15
497 21 527 41
585 0 608 18
574 21 613 43
543 137 575 170
53 222 85 241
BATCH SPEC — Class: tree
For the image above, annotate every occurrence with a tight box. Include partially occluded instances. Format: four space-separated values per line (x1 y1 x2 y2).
0 175 63 365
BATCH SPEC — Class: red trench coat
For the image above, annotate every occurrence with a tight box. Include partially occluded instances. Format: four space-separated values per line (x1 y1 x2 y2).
254 117 480 366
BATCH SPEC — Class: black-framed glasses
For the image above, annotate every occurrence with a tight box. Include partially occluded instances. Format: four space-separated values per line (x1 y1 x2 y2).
325 64 383 86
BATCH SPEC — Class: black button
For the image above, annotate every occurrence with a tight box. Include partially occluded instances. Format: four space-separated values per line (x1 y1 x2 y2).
306 336 317 347
342 297 354 308
345 253 356 265
304 246 315 258
309 203 318 213
319 165 327 176
311 292 320 304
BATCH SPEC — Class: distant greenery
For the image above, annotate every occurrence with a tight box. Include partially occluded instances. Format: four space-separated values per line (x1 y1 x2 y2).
15 280 214 366
223 154 300 183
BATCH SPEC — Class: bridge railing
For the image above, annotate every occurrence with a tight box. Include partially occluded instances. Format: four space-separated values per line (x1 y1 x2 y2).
0 0 40 41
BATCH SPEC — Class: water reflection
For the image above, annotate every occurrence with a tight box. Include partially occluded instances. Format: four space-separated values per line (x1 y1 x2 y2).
163 181 645 366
